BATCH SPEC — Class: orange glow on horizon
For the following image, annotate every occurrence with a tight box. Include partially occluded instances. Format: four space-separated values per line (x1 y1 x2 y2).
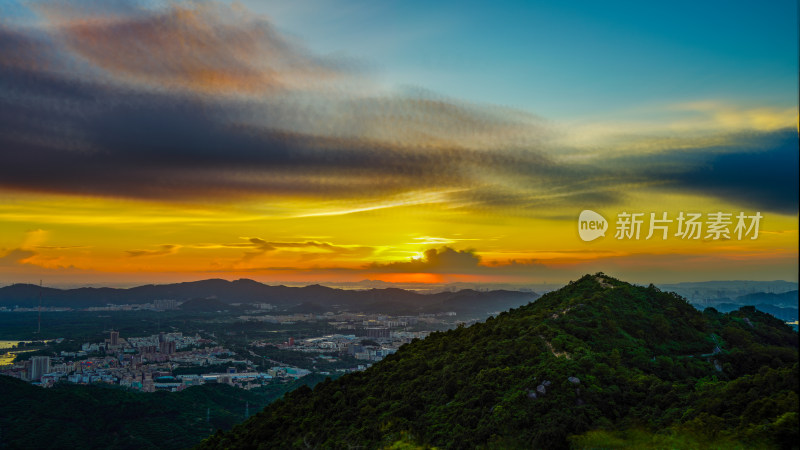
369 273 446 284
0 0 796 287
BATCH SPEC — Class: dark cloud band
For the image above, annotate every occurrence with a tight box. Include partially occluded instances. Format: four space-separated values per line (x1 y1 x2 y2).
0 2 796 214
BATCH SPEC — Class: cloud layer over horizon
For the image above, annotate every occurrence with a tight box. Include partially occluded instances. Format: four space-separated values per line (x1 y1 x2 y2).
1 0 796 215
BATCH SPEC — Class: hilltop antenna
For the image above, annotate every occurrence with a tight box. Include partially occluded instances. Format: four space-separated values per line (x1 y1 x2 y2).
36 280 42 334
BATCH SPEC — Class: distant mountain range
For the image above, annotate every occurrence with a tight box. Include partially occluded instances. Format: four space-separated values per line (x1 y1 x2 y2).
688 290 799 322
732 290 798 307
658 280 797 301
0 279 538 316
709 300 798 322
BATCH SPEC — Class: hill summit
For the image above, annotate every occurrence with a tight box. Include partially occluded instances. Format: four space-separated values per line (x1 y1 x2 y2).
201 273 798 449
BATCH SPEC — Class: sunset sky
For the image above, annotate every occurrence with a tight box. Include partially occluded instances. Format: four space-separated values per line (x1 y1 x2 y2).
0 0 797 287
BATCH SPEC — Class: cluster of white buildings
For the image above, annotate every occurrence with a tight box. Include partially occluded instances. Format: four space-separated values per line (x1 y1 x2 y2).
126 332 200 351
279 332 432 363
1 329 327 393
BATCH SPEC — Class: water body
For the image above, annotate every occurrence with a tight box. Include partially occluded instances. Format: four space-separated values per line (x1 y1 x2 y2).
0 340 38 366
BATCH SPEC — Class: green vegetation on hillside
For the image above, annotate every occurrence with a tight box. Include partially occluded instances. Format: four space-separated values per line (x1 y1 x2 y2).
0 374 327 449
200 274 798 449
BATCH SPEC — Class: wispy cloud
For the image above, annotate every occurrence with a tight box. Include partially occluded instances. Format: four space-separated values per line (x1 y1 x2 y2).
0 248 37 267
245 238 374 262
0 1 796 215
126 244 180 258
35 245 89 250
227 245 796 283
34 1 344 95
189 237 374 263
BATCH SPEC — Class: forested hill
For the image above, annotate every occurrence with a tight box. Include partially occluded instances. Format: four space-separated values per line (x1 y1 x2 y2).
0 374 326 449
0 279 536 316
200 273 799 449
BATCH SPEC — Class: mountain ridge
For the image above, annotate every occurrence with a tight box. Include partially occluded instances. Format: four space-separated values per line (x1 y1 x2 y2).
0 278 538 316
199 273 799 449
